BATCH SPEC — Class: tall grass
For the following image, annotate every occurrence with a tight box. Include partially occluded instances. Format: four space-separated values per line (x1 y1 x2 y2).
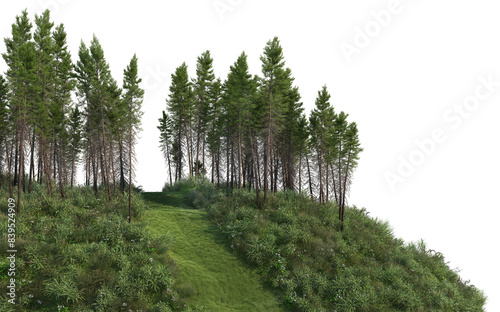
200 186 486 311
0 183 180 311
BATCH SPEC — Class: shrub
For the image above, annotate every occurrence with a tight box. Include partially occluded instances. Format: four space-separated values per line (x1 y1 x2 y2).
204 188 487 311
0 183 179 311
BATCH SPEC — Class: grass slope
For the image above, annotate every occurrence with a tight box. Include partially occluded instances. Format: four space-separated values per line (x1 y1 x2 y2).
143 191 283 312
0 184 177 311
202 186 487 311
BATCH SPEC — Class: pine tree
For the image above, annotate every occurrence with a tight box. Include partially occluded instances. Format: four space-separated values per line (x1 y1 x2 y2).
0 74 10 187
309 86 336 203
74 41 97 191
166 63 194 178
206 78 223 186
51 22 75 197
2 9 37 213
100 78 120 194
122 54 144 223
225 52 257 189
67 106 82 187
259 37 293 205
158 111 174 186
281 86 303 191
193 51 215 178
32 10 55 194
294 113 309 194
331 114 362 231
89 35 113 199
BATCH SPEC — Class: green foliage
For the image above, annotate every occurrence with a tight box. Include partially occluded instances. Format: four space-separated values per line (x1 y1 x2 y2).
203 187 487 311
144 189 283 311
0 183 180 311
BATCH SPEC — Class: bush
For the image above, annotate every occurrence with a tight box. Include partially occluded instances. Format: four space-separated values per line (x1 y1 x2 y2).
204 189 487 311
0 183 179 311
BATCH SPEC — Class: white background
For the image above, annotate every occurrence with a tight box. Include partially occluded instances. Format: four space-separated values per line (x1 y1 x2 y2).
1 1 498 310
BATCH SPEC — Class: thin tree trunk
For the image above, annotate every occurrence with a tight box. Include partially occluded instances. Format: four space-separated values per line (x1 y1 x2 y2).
195 125 201 178
129 114 133 223
298 153 302 193
91 137 98 195
7 140 14 198
70 147 75 187
17 96 26 213
167 141 173 186
184 121 193 177
57 139 65 198
318 150 323 203
326 160 329 202
331 163 338 203
211 151 215 184
110 144 117 195
226 129 230 187
13 134 18 187
202 138 206 177
119 136 125 192
249 131 260 209
217 144 220 189
28 129 35 193
238 125 242 189
340 151 352 232
264 118 271 206
306 154 313 200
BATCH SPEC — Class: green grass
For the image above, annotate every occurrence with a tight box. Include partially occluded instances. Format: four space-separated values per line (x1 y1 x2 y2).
0 183 178 311
198 185 487 312
143 191 284 312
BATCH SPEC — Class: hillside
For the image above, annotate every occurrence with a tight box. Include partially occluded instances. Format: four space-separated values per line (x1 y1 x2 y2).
143 191 284 311
164 179 487 311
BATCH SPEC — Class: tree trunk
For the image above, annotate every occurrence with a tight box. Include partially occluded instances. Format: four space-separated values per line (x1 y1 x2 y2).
184 120 193 177
129 114 133 223
71 147 76 187
249 131 260 209
17 100 25 213
298 153 302 193
238 125 242 189
306 154 313 200
28 129 35 193
119 136 126 192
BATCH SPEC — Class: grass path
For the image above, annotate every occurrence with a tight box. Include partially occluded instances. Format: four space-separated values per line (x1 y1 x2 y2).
143 191 284 312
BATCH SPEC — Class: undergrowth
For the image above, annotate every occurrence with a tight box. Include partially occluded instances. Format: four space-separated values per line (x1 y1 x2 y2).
188 181 488 311
0 183 186 312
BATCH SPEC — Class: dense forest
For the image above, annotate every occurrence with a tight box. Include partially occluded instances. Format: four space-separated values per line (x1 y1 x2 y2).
159 38 362 229
0 10 143 222
0 9 363 229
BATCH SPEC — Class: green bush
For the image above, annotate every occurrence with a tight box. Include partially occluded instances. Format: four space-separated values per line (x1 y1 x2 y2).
202 188 486 311
0 183 180 311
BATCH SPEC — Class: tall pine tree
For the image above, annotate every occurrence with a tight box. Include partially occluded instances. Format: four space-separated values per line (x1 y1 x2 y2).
2 10 37 212
166 63 194 178
122 54 144 223
259 37 293 205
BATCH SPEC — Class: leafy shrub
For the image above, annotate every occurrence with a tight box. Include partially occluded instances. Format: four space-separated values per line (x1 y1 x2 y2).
0 183 180 311
203 188 487 311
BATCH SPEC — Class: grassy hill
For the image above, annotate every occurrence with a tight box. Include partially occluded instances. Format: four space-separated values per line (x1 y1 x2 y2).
0 184 179 311
143 191 283 311
169 178 487 311
0 180 486 311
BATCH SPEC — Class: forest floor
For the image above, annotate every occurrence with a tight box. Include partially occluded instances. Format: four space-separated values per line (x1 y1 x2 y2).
143 191 284 312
